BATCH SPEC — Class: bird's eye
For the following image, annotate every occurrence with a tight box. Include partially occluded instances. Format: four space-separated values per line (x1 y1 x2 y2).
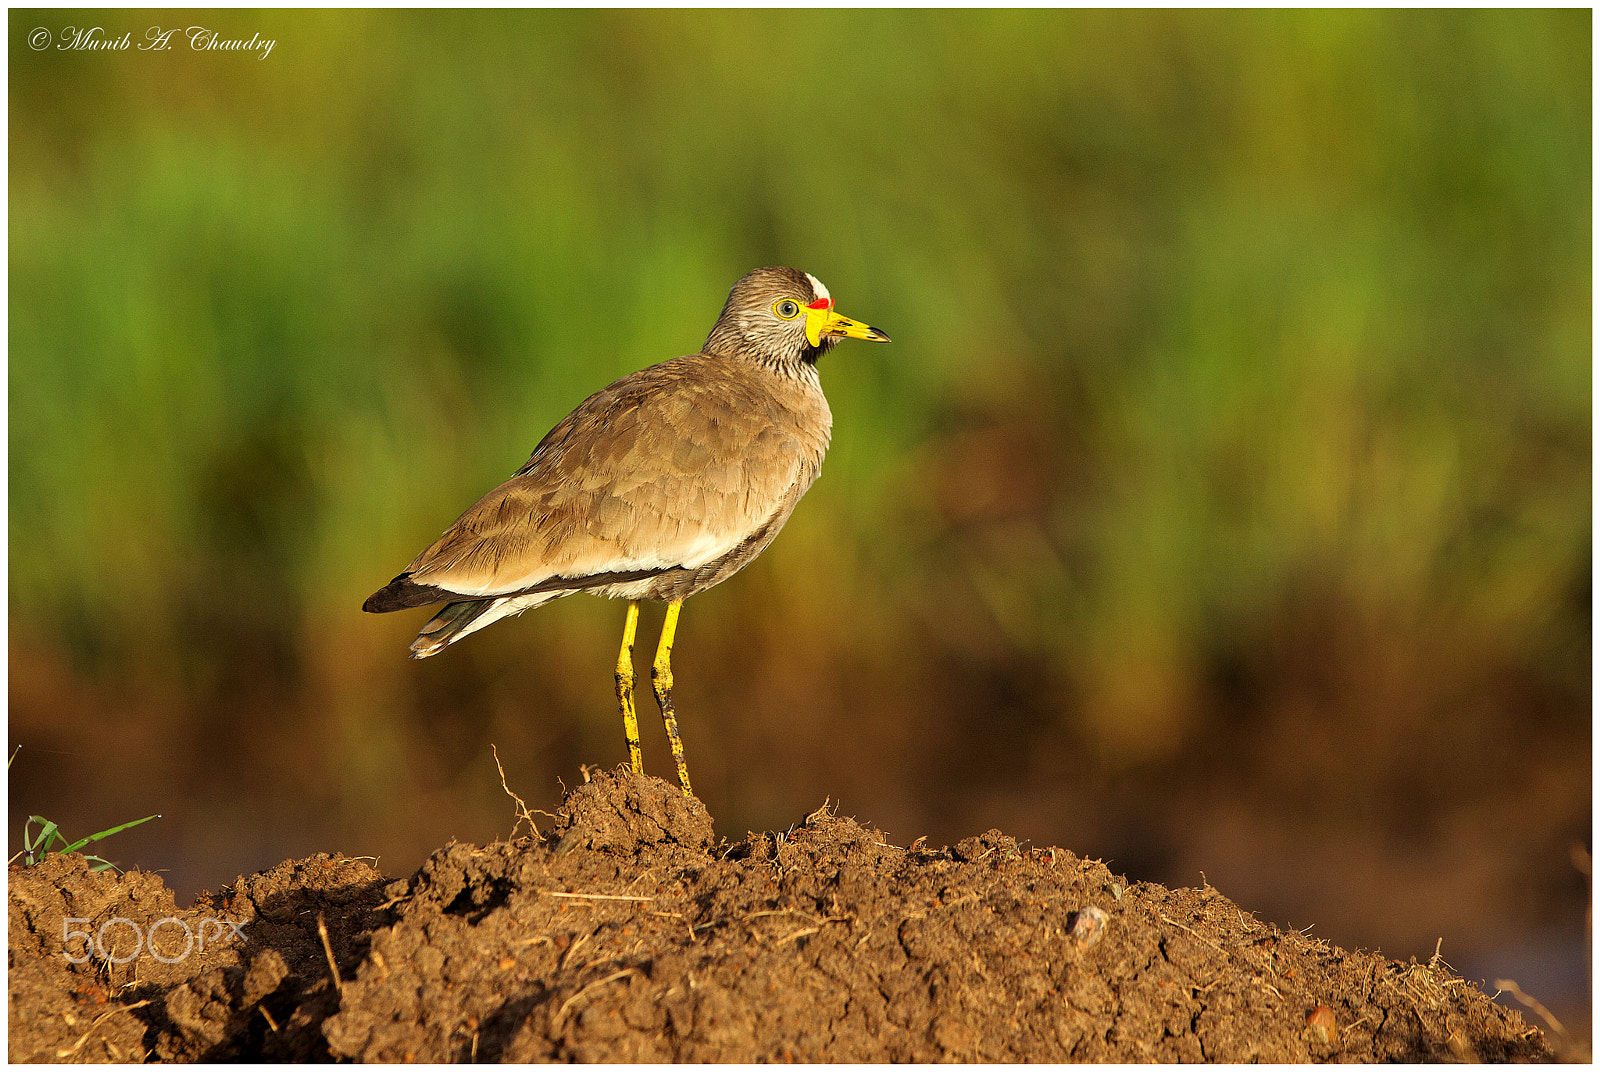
774 299 800 319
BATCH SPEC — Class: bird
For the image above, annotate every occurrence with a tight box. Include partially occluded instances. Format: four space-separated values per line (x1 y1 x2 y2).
364 266 890 797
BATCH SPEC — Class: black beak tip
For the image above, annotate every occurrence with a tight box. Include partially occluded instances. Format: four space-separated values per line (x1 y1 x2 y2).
869 326 892 343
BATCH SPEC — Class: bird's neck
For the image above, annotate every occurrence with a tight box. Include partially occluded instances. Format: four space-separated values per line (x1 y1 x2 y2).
703 339 833 381
746 352 825 388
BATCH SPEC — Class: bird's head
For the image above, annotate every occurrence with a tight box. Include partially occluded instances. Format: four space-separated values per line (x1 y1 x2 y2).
704 266 890 368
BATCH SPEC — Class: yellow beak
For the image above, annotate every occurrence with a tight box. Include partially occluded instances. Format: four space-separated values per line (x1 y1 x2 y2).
804 302 892 348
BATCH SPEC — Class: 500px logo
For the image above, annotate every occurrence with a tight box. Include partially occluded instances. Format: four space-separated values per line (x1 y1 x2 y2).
62 916 246 965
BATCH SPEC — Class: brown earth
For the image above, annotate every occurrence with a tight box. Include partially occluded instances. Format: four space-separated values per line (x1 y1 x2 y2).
9 769 1555 1062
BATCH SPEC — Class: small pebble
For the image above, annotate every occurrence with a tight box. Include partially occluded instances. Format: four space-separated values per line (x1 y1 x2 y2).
1304 1004 1337 1045
1068 906 1109 949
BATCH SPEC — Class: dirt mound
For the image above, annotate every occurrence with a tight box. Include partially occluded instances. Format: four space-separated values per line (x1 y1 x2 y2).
10 769 1553 1062
8 844 395 1062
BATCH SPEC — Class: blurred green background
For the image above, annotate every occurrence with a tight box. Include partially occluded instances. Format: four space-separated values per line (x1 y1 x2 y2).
10 7 1590 1038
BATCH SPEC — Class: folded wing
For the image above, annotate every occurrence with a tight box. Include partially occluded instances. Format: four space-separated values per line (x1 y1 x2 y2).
363 356 815 612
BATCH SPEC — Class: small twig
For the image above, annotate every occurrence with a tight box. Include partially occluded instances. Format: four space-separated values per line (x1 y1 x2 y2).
578 952 628 975
805 799 835 824
777 926 820 946
553 968 636 1028
1494 978 1570 1044
743 907 820 924
492 744 539 840
258 1005 280 1033
543 890 655 902
624 868 659 894
316 913 343 990
559 932 591 971
1250 974 1285 1001
652 910 697 945
55 1001 150 1059
1425 936 1461 978
1160 914 1227 956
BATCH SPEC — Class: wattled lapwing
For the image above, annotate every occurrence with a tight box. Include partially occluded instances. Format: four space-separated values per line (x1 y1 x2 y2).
364 267 890 796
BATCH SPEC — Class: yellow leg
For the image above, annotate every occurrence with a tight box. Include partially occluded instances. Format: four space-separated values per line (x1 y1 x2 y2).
651 599 694 797
614 601 643 774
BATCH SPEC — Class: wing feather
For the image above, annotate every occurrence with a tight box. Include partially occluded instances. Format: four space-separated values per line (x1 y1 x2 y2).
393 355 825 600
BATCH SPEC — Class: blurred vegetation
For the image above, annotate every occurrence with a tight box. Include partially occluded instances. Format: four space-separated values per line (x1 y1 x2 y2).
8 9 1590 1001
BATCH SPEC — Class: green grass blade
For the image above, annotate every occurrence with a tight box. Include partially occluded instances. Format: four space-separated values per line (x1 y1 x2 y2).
25 816 60 854
56 814 159 855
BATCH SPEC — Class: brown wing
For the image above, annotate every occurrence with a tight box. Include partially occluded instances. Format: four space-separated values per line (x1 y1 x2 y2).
367 355 826 608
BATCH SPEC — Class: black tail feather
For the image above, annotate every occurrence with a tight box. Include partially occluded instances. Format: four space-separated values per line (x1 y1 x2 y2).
409 599 495 659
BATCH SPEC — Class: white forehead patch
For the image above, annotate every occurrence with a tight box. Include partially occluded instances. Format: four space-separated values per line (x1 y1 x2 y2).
804 272 831 303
